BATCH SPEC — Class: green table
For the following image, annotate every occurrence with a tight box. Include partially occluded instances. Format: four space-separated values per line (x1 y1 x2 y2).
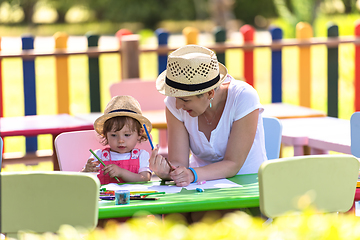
98 173 259 219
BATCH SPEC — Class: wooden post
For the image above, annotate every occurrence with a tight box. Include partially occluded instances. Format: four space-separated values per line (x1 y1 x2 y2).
22 35 37 153
296 22 312 108
86 33 101 112
240 24 255 86
270 26 283 103
183 27 199 45
120 35 140 79
214 26 226 65
327 23 339 118
116 29 133 80
54 32 70 114
155 28 169 74
355 21 360 112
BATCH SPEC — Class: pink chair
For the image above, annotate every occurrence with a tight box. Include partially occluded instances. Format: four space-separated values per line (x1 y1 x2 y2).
109 79 168 157
54 130 153 171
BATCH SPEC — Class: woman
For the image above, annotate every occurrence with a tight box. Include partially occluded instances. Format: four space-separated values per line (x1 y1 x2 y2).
149 45 267 187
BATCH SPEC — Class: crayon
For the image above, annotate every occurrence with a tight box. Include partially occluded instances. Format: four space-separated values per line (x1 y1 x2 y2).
130 197 159 200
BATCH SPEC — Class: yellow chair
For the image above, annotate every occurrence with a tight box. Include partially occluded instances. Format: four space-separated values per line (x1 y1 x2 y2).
258 154 359 219
1 171 100 239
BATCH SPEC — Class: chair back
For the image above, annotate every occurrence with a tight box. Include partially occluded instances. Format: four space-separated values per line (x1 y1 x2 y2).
110 79 168 156
351 112 360 158
55 130 152 171
258 154 359 219
263 116 282 160
109 79 165 111
1 171 100 239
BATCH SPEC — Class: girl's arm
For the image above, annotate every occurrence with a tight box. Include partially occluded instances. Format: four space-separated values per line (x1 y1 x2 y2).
102 165 151 182
170 109 259 186
149 107 190 180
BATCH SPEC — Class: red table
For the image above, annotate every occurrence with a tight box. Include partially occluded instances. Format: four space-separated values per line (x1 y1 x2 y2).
0 114 94 170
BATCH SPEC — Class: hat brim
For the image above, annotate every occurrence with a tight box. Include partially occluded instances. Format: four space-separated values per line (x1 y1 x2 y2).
156 62 228 97
94 112 152 136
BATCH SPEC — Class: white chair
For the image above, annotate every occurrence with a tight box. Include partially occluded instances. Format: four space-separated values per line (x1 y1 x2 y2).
55 129 152 171
258 154 359 219
1 171 100 239
351 112 360 158
263 116 282 160
109 79 168 157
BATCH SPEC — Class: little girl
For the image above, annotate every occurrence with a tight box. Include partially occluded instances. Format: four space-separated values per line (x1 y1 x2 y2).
82 95 153 185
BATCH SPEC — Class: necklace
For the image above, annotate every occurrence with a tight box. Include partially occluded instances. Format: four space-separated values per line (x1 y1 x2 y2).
203 112 216 125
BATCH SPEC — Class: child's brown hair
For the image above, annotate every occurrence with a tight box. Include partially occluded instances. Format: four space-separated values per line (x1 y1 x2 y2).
101 116 148 145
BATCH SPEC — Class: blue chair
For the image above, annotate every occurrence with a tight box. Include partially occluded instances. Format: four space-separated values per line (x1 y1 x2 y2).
351 112 360 158
263 116 283 160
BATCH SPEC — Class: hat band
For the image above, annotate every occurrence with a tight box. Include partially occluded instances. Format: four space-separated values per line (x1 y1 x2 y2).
165 74 220 92
108 109 137 114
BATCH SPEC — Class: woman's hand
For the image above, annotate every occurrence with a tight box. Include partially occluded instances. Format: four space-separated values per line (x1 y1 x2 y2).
169 166 194 187
82 158 100 172
149 145 172 180
102 164 122 178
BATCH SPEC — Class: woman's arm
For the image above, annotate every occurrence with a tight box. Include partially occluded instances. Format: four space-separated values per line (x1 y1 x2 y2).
149 107 190 180
170 109 260 186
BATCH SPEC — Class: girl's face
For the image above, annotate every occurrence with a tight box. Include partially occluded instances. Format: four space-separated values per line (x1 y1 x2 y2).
106 123 141 154
175 94 209 117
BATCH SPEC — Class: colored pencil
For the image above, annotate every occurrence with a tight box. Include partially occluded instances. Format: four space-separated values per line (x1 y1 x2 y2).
89 149 121 183
143 124 154 150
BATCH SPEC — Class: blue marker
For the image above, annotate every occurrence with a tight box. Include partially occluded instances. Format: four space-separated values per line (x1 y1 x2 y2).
196 188 204 192
143 124 154 150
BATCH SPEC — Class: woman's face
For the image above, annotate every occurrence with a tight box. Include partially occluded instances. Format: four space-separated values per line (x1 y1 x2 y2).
175 94 209 117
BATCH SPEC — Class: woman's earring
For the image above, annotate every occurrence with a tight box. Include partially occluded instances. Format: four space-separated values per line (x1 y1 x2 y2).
209 98 214 108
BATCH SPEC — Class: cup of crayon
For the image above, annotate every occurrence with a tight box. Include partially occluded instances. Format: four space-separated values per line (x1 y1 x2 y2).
115 190 130 205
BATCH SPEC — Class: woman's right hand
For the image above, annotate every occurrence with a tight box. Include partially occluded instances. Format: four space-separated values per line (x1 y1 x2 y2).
82 158 100 172
149 145 171 180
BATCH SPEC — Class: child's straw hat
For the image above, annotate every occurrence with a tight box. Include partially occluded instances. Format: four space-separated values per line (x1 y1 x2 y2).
156 45 228 97
94 95 152 135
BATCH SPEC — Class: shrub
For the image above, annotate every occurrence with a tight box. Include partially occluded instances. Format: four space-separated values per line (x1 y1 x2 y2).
15 209 360 240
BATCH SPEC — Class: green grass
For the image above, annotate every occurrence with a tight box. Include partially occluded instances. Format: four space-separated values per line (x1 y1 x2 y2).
1 16 358 157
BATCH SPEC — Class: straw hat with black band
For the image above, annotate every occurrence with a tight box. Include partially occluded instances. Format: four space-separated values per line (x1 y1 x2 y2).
156 45 228 97
94 95 152 136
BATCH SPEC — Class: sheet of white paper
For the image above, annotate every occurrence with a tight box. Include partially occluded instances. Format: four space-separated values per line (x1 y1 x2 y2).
101 179 242 194
185 179 242 190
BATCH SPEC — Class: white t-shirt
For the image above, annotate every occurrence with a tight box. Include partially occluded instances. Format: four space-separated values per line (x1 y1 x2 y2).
89 148 151 173
165 75 267 175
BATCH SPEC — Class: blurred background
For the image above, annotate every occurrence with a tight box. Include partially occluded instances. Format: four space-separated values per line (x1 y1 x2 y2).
0 0 359 37
1 0 360 166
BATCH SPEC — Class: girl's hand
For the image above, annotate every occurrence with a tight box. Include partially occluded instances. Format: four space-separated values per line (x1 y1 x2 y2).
170 166 194 187
102 164 123 178
83 158 100 172
149 145 172 179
